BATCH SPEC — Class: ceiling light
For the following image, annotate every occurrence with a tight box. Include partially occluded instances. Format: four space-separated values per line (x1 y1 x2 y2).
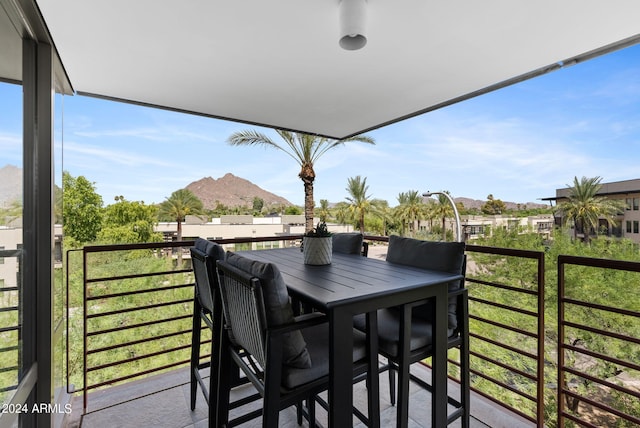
339 0 367 51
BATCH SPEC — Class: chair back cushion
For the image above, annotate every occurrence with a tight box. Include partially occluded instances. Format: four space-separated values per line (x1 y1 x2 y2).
332 233 364 255
190 238 225 313
386 236 465 330
225 252 312 368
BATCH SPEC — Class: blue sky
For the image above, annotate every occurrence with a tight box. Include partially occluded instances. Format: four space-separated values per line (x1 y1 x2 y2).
1 43 640 207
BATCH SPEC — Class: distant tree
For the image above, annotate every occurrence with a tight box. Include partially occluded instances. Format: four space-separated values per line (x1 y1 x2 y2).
556 176 624 242
318 199 331 223
284 205 302 215
345 175 372 234
98 196 162 244
228 129 374 232
482 194 507 215
429 191 454 241
396 190 425 236
62 171 103 243
252 197 264 213
0 199 22 226
158 189 204 243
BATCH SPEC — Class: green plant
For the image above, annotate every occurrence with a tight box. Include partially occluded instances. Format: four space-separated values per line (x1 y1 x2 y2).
304 221 332 237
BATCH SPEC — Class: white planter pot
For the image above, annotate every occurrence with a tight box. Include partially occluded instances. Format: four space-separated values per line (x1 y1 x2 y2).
303 237 333 265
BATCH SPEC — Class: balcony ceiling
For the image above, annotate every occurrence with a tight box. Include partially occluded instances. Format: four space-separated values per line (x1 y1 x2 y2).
33 1 640 139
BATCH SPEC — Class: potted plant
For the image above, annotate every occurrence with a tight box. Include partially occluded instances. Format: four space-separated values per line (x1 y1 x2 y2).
302 222 333 265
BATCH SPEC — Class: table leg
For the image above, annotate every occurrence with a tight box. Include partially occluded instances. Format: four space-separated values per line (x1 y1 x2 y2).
329 309 353 427
432 284 448 426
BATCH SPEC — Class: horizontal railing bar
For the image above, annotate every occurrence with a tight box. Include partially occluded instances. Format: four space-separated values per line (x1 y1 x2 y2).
0 345 19 353
88 314 191 337
86 268 192 284
470 314 538 338
470 350 537 381
86 298 192 319
88 329 190 355
0 249 21 258
561 297 640 319
563 366 640 400
0 326 19 334
466 244 544 259
0 385 18 393
471 387 537 424
471 296 539 318
470 367 537 403
558 254 640 272
562 343 640 372
561 389 640 426
0 306 18 313
0 366 18 373
86 358 190 392
562 320 640 346
87 282 192 301
466 277 539 296
88 344 191 372
561 412 600 428
0 286 18 292
470 332 538 360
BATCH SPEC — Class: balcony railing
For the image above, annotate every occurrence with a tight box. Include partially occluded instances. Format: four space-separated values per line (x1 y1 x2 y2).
0 248 21 403
63 236 640 426
558 255 640 427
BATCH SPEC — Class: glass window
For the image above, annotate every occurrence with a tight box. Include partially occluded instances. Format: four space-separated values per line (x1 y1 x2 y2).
626 198 632 210
627 221 632 233
634 198 639 211
634 221 639 234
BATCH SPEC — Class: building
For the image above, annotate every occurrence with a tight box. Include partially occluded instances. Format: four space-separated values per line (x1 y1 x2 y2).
543 178 640 243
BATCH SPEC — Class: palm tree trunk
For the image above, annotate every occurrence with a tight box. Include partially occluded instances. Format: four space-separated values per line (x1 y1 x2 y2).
177 219 183 265
303 180 314 233
442 217 446 241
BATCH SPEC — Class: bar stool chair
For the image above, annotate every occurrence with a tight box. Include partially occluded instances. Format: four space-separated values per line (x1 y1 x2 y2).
353 236 469 427
215 252 380 427
189 238 257 411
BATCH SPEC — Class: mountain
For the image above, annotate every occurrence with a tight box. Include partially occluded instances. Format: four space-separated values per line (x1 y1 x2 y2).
0 165 21 208
454 197 549 211
186 173 293 210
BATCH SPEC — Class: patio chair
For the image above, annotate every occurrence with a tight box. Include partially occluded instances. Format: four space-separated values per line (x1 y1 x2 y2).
189 238 257 411
215 252 377 427
353 236 469 427
332 232 369 256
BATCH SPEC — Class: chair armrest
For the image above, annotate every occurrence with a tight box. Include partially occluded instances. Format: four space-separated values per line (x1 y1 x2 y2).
268 312 328 336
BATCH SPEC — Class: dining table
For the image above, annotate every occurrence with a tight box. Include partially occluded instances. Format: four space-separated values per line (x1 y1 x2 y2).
230 246 464 427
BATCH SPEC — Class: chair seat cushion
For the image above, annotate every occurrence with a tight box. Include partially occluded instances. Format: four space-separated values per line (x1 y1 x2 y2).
353 309 453 358
282 323 367 390
225 252 312 369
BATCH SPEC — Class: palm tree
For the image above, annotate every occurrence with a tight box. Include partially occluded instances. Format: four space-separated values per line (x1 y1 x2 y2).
430 192 454 241
557 176 624 242
396 190 425 236
228 130 374 232
317 199 331 223
159 189 204 243
345 175 372 233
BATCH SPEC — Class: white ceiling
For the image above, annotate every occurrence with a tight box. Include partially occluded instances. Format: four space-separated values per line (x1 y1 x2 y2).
33 1 640 139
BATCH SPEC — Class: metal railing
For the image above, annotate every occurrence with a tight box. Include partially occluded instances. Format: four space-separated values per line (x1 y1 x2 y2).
464 244 545 426
67 236 550 423
68 236 303 412
558 255 640 428
0 248 22 403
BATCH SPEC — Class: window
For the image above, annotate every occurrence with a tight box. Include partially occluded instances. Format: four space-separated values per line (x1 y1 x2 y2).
634 221 639 234
627 221 632 233
626 198 632 210
634 198 639 211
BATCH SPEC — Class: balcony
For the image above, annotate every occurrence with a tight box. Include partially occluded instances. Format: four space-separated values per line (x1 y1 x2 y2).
18 235 638 427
